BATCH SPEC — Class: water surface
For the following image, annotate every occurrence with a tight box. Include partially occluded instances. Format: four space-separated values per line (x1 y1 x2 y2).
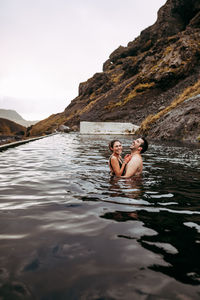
0 133 200 299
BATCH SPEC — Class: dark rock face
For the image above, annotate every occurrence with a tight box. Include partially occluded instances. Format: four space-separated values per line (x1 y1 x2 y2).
29 0 200 142
146 95 200 142
79 73 113 97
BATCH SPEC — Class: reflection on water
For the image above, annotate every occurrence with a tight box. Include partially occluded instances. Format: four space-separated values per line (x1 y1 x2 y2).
0 133 200 299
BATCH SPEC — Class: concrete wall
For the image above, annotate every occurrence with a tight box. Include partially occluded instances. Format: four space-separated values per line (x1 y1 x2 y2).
80 121 139 134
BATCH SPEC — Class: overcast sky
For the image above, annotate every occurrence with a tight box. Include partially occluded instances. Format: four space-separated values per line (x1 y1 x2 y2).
0 0 166 120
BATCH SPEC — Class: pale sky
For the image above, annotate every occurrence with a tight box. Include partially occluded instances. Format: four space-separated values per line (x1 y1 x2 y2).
0 0 166 120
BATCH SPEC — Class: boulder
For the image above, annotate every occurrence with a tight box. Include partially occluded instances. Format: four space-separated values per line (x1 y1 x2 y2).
58 125 70 133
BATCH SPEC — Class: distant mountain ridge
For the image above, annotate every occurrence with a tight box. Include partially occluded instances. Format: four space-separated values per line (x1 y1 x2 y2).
0 109 38 127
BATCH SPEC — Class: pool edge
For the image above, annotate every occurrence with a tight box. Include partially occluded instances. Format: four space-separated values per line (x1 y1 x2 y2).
0 133 58 152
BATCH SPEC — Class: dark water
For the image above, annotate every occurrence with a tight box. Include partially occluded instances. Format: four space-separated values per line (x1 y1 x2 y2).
0 133 200 300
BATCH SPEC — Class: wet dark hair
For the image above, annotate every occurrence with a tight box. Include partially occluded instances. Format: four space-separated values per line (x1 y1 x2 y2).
140 137 148 153
109 140 121 152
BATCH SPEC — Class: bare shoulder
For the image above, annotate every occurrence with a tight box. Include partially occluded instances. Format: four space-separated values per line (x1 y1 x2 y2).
110 155 117 162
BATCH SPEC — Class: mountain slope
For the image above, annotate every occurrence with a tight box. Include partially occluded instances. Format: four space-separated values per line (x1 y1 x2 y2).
28 0 200 142
0 118 26 136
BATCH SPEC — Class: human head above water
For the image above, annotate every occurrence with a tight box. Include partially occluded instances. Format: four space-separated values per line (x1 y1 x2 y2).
109 137 148 153
139 137 148 154
130 137 148 154
109 139 121 152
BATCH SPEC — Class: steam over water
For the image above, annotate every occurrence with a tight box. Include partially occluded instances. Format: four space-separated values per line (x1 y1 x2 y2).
0 133 200 299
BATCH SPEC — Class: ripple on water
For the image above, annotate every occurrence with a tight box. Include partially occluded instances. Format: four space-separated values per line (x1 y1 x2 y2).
0 134 200 299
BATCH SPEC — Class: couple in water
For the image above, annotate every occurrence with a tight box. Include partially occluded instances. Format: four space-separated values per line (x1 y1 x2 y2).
108 137 148 178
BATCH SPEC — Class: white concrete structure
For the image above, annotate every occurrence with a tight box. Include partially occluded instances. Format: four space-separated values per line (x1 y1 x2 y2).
80 121 139 134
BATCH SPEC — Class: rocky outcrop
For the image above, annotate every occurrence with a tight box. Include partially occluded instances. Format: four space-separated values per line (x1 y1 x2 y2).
28 0 200 142
140 94 200 142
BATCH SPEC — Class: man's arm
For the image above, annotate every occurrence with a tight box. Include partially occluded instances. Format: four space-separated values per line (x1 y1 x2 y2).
121 155 142 178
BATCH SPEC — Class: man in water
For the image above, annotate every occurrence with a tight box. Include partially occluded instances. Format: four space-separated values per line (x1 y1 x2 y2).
122 137 148 178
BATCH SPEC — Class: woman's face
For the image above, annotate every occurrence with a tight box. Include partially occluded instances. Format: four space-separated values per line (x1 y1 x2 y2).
112 141 122 155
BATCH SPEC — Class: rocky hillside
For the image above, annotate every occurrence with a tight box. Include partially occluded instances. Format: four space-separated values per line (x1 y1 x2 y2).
28 0 200 142
0 118 26 145
0 109 38 127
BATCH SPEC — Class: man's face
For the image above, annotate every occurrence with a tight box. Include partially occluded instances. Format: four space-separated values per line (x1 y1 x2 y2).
130 138 144 151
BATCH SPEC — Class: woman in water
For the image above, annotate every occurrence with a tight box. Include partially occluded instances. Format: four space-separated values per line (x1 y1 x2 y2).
108 140 131 177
